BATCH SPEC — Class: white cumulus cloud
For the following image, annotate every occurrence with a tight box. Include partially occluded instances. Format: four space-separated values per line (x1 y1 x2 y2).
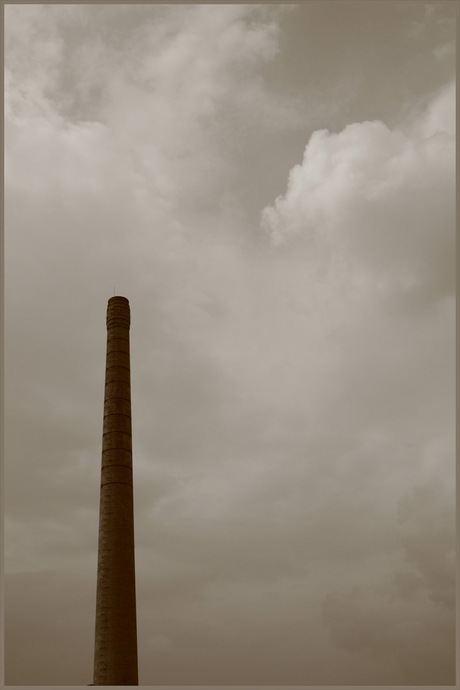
261 82 455 309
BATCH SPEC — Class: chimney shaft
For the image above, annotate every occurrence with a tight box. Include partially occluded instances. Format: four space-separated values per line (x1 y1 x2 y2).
93 296 138 685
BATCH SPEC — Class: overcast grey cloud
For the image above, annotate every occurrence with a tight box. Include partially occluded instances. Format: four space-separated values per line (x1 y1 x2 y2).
4 2 456 686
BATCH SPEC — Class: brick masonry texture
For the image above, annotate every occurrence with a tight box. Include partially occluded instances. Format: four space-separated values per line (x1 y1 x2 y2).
93 297 138 686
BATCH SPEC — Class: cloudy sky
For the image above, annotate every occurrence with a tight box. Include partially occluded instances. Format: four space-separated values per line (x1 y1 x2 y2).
4 2 456 687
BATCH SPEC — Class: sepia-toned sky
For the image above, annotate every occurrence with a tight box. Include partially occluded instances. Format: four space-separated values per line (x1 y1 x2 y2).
4 2 456 686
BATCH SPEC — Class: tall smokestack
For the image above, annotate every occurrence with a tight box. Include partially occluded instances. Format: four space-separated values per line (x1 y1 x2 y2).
93 296 138 686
